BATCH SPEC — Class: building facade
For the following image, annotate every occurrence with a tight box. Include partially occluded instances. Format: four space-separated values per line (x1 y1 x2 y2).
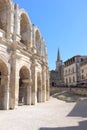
50 49 64 87
79 58 87 87
64 55 87 87
0 0 49 110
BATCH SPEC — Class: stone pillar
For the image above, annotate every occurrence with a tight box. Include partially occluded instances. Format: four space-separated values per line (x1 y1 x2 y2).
3 75 10 110
39 79 42 102
42 65 46 102
27 29 32 50
46 69 50 101
30 27 33 48
5 6 11 39
14 74 19 108
6 5 14 40
10 54 19 109
10 70 19 109
31 61 37 105
31 25 37 54
10 4 15 34
37 78 42 103
13 4 20 42
26 80 32 105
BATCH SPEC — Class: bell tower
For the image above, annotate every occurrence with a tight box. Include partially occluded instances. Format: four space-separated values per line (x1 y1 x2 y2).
56 48 62 71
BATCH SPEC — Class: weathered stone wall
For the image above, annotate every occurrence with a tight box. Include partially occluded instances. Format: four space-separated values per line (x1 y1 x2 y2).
0 0 49 110
71 88 87 96
50 87 87 96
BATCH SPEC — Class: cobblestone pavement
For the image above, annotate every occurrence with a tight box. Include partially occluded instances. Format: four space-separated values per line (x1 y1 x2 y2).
0 97 87 130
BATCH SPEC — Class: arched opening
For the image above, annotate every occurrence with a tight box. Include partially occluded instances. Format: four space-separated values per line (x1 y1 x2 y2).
0 1 9 32
35 30 41 55
37 72 41 102
0 60 8 109
19 66 30 105
20 13 31 47
35 30 40 43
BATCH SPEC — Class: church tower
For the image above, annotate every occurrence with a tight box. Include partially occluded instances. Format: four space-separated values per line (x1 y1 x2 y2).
50 48 64 87
56 48 62 71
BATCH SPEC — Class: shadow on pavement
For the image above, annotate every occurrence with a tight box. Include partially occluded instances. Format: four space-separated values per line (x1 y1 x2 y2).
39 120 87 130
67 98 87 117
39 99 87 130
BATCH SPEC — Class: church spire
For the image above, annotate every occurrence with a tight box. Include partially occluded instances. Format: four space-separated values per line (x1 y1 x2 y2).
56 48 62 71
57 48 61 61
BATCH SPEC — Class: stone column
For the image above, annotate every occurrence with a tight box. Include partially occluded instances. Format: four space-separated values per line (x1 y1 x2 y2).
26 79 32 105
46 69 50 101
3 75 10 110
27 29 32 50
10 54 19 109
13 4 20 42
37 78 42 103
5 6 10 39
42 65 46 102
30 27 33 48
39 79 42 102
10 4 15 34
31 61 37 105
31 25 37 54
10 71 19 109
14 74 19 108
6 5 14 40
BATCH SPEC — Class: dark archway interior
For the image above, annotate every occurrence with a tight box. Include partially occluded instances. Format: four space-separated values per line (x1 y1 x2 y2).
20 14 31 47
19 66 29 105
0 60 8 109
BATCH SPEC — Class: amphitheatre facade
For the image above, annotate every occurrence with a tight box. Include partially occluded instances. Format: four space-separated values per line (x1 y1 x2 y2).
0 0 49 110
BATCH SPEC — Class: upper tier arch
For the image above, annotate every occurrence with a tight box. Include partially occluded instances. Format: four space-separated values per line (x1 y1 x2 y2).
0 0 12 32
35 28 41 41
19 9 32 28
19 9 32 47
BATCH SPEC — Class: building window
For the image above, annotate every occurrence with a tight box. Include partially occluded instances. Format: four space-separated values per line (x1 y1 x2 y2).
69 77 71 83
66 78 68 85
72 67 74 73
69 69 70 74
82 69 84 73
65 70 67 75
73 76 75 82
52 82 55 87
82 75 84 79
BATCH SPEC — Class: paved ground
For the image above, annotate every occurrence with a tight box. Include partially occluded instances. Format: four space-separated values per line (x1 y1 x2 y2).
0 97 87 130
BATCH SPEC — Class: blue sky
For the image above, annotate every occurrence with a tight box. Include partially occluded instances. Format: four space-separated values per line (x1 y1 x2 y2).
13 0 87 70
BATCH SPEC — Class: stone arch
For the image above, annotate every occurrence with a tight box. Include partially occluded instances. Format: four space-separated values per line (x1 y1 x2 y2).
0 0 11 33
0 59 8 109
19 66 30 105
35 29 41 42
35 29 41 55
37 72 42 102
19 9 32 48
